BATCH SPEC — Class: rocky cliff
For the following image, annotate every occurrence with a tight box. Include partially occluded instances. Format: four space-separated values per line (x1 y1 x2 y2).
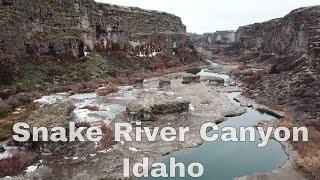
0 0 198 90
233 7 320 178
190 31 236 46
236 5 320 58
189 31 236 54
233 6 320 121
0 0 194 60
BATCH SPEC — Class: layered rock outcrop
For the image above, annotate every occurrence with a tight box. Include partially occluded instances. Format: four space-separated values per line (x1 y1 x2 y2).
236 5 320 59
233 6 320 121
232 7 320 178
190 31 236 46
189 31 236 54
0 0 194 60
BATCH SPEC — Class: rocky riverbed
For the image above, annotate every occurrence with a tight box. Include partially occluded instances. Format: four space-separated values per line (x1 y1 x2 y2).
0 60 304 180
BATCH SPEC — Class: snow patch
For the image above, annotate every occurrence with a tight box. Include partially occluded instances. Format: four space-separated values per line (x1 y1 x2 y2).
189 104 195 112
68 93 97 100
129 147 141 152
25 164 38 173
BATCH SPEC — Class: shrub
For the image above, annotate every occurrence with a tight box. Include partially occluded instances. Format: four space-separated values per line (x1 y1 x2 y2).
51 86 72 94
5 92 38 109
96 83 118 96
185 67 202 75
5 96 19 108
94 124 115 152
0 150 39 177
15 92 34 105
75 121 91 128
0 54 20 85
0 101 11 115
0 91 42 116
244 72 264 90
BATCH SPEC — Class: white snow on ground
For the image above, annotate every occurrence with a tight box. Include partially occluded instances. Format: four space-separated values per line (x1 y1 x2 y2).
137 50 161 58
72 103 126 124
189 104 195 112
137 52 147 58
34 90 129 125
25 165 38 173
0 151 13 160
129 147 141 152
68 93 97 100
0 142 19 161
34 93 70 105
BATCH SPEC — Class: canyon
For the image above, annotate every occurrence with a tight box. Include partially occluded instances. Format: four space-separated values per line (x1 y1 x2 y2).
193 5 320 179
0 1 319 180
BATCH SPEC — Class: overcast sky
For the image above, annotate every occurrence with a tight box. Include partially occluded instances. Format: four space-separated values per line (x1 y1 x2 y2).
95 0 319 34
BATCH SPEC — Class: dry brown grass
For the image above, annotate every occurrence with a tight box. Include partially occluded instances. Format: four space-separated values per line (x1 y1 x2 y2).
70 82 101 94
0 150 39 177
0 101 11 115
230 62 245 76
96 83 119 96
294 123 320 179
0 92 42 117
278 116 320 179
0 104 39 141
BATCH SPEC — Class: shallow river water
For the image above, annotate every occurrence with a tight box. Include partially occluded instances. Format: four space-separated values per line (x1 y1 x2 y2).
143 66 288 180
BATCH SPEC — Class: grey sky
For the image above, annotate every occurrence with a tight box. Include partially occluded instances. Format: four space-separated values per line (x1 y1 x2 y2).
95 0 319 34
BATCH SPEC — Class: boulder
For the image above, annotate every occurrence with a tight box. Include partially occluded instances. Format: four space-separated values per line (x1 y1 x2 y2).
199 76 223 82
182 75 200 84
0 146 5 153
133 78 144 88
127 98 190 121
158 79 171 89
15 103 74 154
207 77 225 86
185 67 202 74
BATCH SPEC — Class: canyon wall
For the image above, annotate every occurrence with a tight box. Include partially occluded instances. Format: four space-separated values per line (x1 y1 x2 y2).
189 31 236 54
236 6 320 58
233 5 320 122
0 0 194 60
189 31 236 46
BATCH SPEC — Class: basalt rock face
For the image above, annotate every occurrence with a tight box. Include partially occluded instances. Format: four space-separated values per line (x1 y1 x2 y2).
234 6 320 122
236 6 320 58
189 31 236 54
0 0 194 60
190 31 236 46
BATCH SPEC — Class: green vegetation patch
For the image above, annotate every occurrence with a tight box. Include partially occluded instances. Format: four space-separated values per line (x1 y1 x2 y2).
0 53 145 94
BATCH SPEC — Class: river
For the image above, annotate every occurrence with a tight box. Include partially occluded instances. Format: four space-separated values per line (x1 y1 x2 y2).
143 62 288 180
